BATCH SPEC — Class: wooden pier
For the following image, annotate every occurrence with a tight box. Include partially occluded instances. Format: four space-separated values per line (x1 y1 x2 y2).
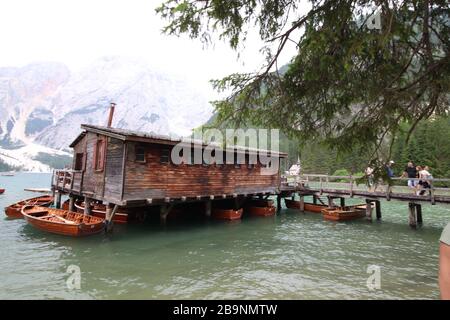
279 174 450 228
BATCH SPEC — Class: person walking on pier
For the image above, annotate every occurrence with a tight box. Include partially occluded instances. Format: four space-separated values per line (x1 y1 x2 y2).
386 160 395 178
401 161 418 192
417 166 432 196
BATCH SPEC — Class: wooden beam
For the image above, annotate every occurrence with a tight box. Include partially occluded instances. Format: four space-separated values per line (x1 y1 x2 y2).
205 200 212 217
408 202 417 228
365 199 373 221
416 204 423 225
375 200 381 220
84 196 92 215
69 196 75 212
55 191 62 209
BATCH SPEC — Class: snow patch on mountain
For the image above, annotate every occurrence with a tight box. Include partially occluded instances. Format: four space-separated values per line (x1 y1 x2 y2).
0 56 214 168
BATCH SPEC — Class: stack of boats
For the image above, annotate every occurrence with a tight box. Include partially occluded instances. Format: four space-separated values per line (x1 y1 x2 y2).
285 198 367 221
4 195 106 237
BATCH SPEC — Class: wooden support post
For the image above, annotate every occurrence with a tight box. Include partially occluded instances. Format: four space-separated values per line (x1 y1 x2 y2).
408 202 417 228
205 200 212 217
277 194 282 212
299 196 305 212
69 196 75 212
291 193 295 200
55 191 62 209
258 194 263 200
365 199 373 221
51 188 56 202
340 197 345 208
416 204 423 225
312 195 317 205
375 200 382 220
386 185 392 201
327 196 334 208
349 176 354 197
105 204 118 232
84 197 91 215
160 204 170 225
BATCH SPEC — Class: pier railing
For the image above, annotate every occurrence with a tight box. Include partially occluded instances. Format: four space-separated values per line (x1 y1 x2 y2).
281 174 450 204
52 169 83 193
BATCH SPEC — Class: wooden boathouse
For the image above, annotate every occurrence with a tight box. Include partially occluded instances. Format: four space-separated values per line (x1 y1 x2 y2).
52 123 288 225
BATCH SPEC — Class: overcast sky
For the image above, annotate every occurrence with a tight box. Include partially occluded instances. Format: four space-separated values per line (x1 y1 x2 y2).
0 0 303 95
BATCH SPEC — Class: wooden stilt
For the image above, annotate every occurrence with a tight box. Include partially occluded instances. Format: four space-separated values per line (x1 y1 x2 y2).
51 189 56 206
340 197 345 208
205 200 212 217
312 195 317 205
327 196 334 208
365 199 373 221
408 202 417 228
299 196 305 212
277 194 282 212
375 200 382 220
105 204 119 232
84 197 91 215
55 192 62 209
416 204 423 225
160 204 170 224
69 196 75 212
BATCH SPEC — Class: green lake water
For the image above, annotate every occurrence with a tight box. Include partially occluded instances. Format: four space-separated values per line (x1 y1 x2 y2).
1 173 449 299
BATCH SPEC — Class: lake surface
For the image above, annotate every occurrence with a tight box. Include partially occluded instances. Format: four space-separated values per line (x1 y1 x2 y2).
1 173 449 299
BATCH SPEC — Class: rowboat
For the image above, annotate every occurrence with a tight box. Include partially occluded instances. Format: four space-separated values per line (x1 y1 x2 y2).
21 205 105 237
0 172 14 176
284 198 327 213
74 200 128 224
248 199 274 207
247 205 276 217
212 208 243 220
321 204 367 221
4 195 53 219
0 188 4 194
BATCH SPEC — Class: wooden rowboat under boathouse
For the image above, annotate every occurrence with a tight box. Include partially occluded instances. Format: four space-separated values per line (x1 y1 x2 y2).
51 121 288 229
